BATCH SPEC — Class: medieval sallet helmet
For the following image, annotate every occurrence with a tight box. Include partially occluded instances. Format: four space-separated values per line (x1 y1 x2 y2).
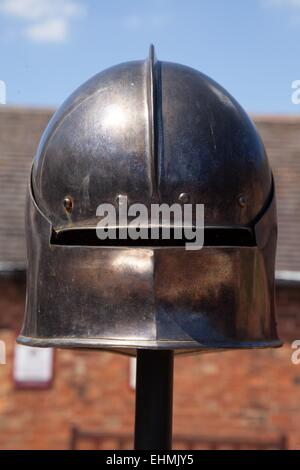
18 46 282 355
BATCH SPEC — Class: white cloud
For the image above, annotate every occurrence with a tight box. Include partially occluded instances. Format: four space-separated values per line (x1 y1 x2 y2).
25 18 68 42
123 14 143 31
122 14 169 31
0 0 84 20
263 0 300 8
263 0 300 27
0 0 85 43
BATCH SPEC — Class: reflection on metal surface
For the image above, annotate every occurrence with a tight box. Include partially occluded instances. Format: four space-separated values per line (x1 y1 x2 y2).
102 104 129 131
112 252 153 274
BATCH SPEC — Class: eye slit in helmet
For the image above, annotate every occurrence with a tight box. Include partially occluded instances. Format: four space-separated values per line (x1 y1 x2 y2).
50 226 256 247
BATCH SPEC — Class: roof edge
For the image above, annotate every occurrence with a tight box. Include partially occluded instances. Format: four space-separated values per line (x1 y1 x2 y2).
0 104 55 115
276 270 300 287
0 262 26 273
252 114 300 124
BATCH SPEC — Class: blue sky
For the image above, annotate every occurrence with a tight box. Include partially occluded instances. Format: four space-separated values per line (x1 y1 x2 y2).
0 0 300 114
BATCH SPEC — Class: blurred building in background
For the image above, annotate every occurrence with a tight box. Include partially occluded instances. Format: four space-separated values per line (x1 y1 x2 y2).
0 107 299 449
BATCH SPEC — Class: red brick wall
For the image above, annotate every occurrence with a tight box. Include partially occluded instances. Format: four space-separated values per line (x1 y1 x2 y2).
0 274 25 330
0 280 299 450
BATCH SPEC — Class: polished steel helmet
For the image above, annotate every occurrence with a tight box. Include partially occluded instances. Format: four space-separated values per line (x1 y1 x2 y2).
18 46 282 354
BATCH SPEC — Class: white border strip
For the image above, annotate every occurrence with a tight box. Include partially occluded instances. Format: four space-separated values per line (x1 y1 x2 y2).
276 270 300 283
0 262 26 272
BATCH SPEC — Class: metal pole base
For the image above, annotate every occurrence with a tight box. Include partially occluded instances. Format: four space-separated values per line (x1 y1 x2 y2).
134 350 174 450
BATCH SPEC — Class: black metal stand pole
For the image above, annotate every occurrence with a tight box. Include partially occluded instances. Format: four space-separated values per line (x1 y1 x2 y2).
134 349 174 450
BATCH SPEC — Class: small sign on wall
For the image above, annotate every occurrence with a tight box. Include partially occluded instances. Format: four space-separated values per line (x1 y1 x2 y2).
129 357 137 390
13 344 54 389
